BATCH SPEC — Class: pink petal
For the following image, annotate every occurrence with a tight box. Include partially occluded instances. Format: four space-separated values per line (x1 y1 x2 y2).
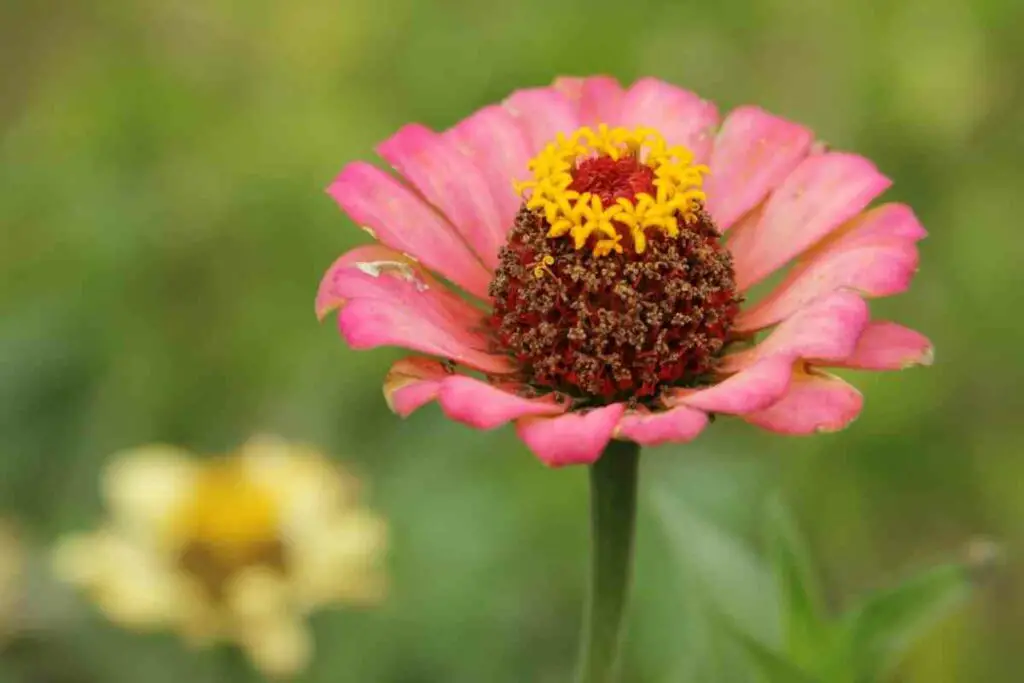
516 404 626 467
742 369 863 434
339 304 510 375
728 153 892 291
668 355 796 414
614 405 709 446
736 204 925 331
377 124 505 270
618 78 719 162
316 244 402 320
502 87 581 152
383 357 448 417
820 202 928 244
704 106 814 231
552 75 626 127
319 246 482 324
320 249 512 374
328 162 492 299
722 290 870 372
437 376 566 429
831 321 934 370
445 105 532 229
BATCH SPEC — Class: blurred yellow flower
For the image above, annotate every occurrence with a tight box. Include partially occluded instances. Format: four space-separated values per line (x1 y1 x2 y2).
0 521 25 641
52 436 387 679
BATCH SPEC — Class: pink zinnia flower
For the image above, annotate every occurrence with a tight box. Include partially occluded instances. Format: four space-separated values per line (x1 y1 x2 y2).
316 76 931 467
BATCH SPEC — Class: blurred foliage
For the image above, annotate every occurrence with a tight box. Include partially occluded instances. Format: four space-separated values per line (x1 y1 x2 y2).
1 0 1023 681
653 493 983 682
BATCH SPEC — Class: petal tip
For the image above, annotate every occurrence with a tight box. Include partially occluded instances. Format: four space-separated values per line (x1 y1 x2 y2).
315 300 341 322
375 122 432 161
326 162 366 204
814 418 854 434
908 344 935 368
382 358 446 417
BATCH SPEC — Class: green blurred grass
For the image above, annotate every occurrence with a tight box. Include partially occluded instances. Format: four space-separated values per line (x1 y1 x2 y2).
1 0 1022 680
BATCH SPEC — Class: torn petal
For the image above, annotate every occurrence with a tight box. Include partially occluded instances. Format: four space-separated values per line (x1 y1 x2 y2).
317 244 411 320
327 162 492 299
321 247 512 373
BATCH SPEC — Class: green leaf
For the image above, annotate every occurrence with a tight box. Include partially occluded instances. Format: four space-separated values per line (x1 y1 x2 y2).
731 627 820 683
652 488 781 649
832 563 973 682
763 496 829 667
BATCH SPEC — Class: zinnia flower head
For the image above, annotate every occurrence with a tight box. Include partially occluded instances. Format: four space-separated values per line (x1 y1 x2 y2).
317 76 931 467
52 436 387 679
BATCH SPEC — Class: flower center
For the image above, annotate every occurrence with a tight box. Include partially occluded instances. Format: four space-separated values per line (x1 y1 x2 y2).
569 155 656 208
173 462 285 598
490 126 740 405
512 125 709 257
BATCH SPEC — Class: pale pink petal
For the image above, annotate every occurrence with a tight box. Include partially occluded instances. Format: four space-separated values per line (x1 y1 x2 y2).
736 204 926 331
328 162 492 299
438 376 565 429
614 406 709 446
377 124 504 270
383 357 448 417
516 404 626 467
742 369 863 434
552 75 626 127
704 106 814 231
445 105 532 228
668 355 795 414
830 321 934 370
721 290 870 372
728 153 892 291
321 250 512 374
618 78 719 162
502 87 581 152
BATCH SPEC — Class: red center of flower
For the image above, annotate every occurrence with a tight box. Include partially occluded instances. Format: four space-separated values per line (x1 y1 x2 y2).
568 155 656 206
489 147 741 406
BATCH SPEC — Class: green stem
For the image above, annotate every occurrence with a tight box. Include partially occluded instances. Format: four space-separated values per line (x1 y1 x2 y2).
573 439 641 683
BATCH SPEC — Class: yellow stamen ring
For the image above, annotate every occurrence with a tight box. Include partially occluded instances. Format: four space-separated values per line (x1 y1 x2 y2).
513 125 709 256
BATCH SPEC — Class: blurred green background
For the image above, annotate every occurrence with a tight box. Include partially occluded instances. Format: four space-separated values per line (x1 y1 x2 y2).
1 0 1022 681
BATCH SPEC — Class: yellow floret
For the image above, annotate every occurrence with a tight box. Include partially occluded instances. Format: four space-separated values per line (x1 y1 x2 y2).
514 126 708 256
